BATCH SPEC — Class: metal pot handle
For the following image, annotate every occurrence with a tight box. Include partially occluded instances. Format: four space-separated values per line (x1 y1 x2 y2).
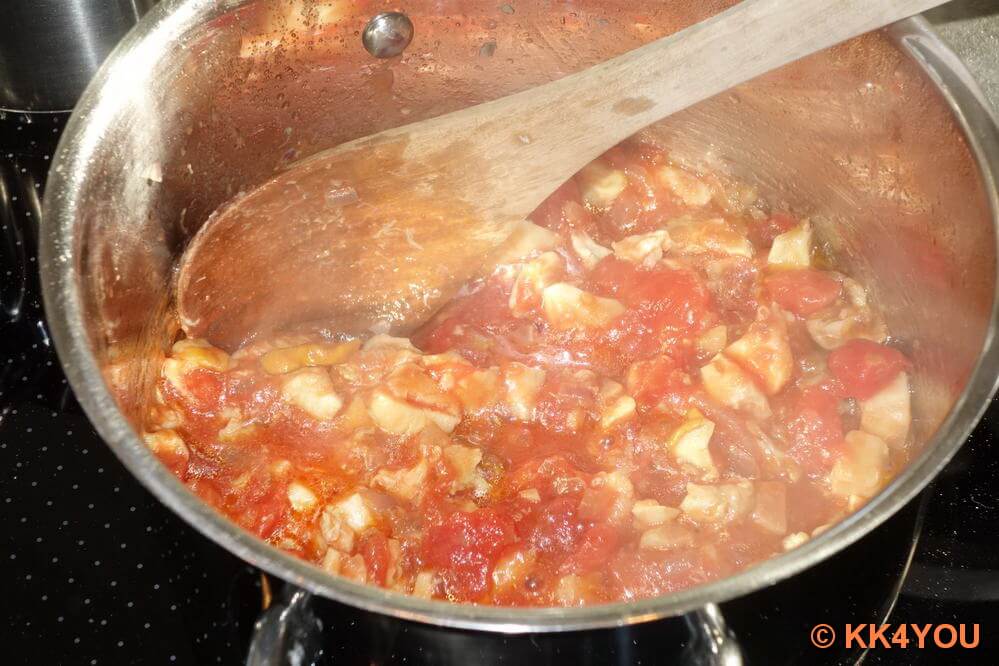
245 586 322 666
682 603 745 666
246 584 745 666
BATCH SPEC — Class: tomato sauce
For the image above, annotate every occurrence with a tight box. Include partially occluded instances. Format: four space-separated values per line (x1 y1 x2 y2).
145 141 914 606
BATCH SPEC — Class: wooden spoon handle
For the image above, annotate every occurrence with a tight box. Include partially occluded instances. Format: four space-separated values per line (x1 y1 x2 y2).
178 0 950 349
368 0 949 224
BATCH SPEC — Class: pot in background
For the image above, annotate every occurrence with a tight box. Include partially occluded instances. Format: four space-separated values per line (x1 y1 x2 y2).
0 0 157 112
40 0 999 632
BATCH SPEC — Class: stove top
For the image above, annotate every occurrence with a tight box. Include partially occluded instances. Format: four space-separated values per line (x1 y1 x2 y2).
4 10 999 659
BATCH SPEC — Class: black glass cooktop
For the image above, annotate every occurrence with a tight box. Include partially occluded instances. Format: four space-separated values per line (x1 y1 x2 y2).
3 111 996 666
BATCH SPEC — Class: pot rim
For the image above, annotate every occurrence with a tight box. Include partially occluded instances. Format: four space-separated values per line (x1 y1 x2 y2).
39 1 999 633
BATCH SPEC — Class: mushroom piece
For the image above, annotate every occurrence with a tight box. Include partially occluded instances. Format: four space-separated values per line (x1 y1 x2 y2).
680 480 755 525
570 230 613 270
541 283 626 330
597 380 637 430
509 251 564 317
724 306 793 395
668 408 719 481
632 499 681 530
577 160 628 209
860 372 911 446
371 459 430 503
767 220 812 268
611 230 670 268
658 166 713 207
280 368 344 420
667 216 754 258
367 364 461 435
503 363 546 421
700 354 771 420
828 430 890 500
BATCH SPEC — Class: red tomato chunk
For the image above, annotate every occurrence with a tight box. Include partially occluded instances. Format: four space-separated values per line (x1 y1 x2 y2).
827 339 909 400
764 269 841 316
424 509 516 601
780 386 844 474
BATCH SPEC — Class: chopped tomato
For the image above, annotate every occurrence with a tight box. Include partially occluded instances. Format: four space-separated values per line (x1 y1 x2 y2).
358 530 390 586
781 386 844 473
827 339 909 400
229 473 288 540
529 179 595 236
587 256 636 298
597 148 683 238
587 258 716 362
415 316 501 365
561 524 620 574
485 422 537 466
597 186 649 239
749 211 799 247
627 354 692 415
152 441 190 480
526 496 584 555
637 272 718 338
423 509 515 601
445 278 517 331
177 368 224 411
630 467 689 508
764 269 842 316
610 550 709 599
534 393 594 435
412 277 516 361
505 454 583 497
706 257 760 318
589 258 715 322
188 476 225 508
413 316 464 354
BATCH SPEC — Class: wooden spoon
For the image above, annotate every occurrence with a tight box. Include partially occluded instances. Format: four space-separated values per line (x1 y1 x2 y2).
178 0 947 349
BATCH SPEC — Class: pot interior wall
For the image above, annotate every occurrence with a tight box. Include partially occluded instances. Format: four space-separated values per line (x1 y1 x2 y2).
72 0 994 485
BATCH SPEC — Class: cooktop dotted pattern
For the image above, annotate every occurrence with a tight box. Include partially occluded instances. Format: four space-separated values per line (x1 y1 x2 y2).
2 112 261 665
3 105 997 665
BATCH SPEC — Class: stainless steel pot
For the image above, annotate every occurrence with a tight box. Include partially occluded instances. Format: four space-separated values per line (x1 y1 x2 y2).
0 0 157 112
39 0 999 633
